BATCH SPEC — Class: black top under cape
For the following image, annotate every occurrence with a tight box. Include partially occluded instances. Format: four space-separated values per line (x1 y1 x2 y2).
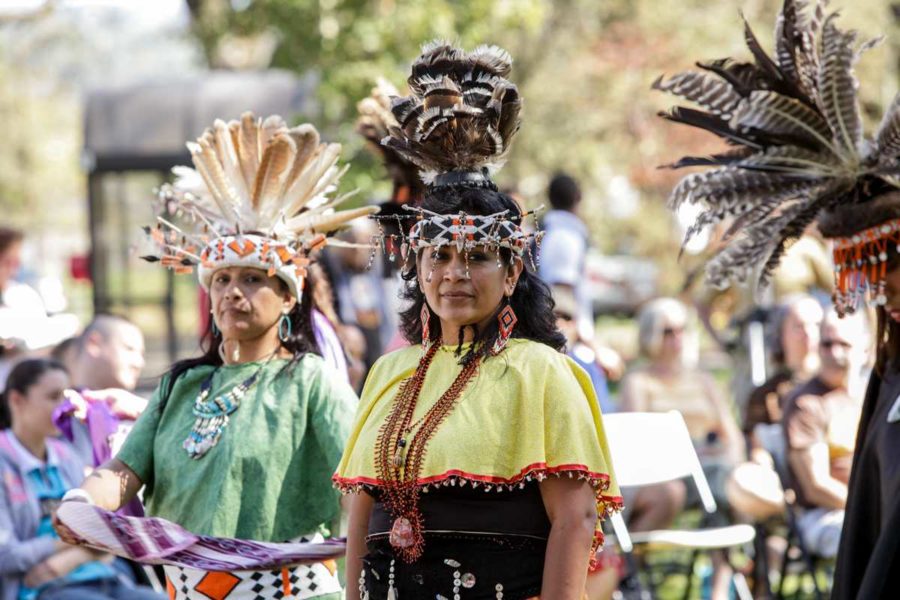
833 367 900 599
361 483 550 599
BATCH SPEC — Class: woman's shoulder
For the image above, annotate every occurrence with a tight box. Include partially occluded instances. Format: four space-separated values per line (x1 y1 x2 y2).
371 344 423 373
503 338 567 363
500 339 581 383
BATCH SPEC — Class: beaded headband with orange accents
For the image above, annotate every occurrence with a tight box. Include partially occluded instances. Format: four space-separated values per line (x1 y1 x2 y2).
141 112 378 299
832 219 900 316
367 205 544 278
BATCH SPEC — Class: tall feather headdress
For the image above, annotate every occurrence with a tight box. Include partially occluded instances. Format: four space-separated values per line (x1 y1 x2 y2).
373 41 540 269
145 112 378 299
657 0 900 314
382 40 522 189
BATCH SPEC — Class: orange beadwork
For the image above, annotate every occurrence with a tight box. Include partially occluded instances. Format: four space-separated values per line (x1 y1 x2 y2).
227 239 257 257
832 218 900 315
374 344 481 563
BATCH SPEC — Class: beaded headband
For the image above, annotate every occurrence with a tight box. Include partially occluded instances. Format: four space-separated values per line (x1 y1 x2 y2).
832 219 900 315
367 205 544 277
365 42 544 274
142 112 377 299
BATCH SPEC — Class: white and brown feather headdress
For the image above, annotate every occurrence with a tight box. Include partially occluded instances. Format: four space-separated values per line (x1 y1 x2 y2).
145 112 378 299
657 0 900 312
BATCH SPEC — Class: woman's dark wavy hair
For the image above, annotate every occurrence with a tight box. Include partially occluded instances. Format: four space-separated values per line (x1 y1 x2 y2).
159 267 322 411
399 185 566 364
1 358 67 429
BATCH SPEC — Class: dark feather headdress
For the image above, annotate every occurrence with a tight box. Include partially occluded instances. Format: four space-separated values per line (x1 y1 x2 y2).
383 40 522 189
356 78 424 205
371 41 541 270
657 0 900 314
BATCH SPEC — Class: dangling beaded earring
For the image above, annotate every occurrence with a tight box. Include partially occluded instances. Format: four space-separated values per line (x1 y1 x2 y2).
420 303 432 350
278 311 292 342
491 297 518 356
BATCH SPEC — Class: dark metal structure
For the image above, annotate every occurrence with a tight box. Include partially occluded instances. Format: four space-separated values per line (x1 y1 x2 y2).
83 69 315 362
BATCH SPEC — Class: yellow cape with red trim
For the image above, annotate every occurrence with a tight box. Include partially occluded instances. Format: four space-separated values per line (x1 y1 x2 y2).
333 339 622 563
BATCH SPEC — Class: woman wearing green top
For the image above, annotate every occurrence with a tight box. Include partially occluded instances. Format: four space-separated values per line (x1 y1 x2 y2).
54 113 374 599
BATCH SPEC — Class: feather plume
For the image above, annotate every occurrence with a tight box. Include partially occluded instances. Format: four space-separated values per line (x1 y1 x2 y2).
355 78 424 199
383 41 522 185
876 94 900 157
162 113 374 242
657 0 898 291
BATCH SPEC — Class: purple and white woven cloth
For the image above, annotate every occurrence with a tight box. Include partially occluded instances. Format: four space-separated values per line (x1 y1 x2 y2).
57 502 346 570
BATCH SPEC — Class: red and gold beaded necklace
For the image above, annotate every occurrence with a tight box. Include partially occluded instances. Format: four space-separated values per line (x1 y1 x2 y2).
373 342 481 563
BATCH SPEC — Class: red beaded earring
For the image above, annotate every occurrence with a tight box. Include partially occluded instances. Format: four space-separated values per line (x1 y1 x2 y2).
420 303 432 350
491 299 518 355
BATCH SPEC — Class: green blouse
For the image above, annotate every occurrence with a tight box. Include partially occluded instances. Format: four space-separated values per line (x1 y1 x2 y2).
117 355 357 541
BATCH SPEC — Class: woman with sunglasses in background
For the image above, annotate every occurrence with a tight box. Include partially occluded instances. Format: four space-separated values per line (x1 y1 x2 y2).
619 297 744 599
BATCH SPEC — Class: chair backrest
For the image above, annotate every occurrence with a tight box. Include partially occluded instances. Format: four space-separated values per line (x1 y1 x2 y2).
603 410 717 514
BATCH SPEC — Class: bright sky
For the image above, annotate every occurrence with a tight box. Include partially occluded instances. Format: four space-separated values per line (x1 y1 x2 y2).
0 0 188 27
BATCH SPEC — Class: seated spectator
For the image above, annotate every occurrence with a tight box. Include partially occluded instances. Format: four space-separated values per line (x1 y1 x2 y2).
52 316 147 516
726 294 824 520
623 298 745 498
621 297 744 600
744 294 824 448
783 309 870 558
0 358 162 600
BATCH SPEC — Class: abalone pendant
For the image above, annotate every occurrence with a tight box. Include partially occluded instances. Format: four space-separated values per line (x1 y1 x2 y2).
389 517 415 549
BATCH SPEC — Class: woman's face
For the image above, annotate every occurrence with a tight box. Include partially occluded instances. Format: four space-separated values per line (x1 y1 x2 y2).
209 267 295 341
10 369 69 439
418 245 522 340
780 299 823 372
658 315 686 360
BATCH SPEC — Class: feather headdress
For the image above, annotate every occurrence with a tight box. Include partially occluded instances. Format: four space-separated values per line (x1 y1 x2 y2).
382 40 522 188
145 112 378 299
356 78 424 204
371 42 539 271
657 0 900 313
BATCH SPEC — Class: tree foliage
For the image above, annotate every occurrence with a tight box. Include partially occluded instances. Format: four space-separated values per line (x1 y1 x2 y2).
166 0 900 292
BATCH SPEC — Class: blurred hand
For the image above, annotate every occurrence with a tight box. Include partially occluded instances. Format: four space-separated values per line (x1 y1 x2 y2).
24 561 58 588
593 345 624 381
52 502 87 546
90 389 147 420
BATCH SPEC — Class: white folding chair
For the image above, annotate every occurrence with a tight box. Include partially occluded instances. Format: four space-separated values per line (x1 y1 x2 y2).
603 411 754 600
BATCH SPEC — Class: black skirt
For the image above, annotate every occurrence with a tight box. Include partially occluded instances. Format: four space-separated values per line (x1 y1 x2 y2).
361 532 545 599
361 483 550 599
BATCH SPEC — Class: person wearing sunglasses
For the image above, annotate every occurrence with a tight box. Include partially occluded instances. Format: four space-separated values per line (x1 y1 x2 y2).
781 310 871 560
620 297 744 599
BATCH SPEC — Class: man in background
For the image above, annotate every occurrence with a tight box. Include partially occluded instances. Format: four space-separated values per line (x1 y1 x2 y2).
783 309 871 558
54 315 147 476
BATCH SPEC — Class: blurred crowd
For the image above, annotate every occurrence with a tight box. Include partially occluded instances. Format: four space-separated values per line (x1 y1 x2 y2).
1 171 863 599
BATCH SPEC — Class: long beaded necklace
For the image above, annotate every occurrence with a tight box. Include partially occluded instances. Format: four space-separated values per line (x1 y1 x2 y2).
374 342 481 563
183 362 267 459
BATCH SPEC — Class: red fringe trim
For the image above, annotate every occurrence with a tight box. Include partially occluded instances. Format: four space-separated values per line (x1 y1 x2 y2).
333 463 625 571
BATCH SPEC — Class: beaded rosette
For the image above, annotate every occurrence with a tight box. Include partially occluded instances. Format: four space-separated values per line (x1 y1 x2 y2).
142 112 377 300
